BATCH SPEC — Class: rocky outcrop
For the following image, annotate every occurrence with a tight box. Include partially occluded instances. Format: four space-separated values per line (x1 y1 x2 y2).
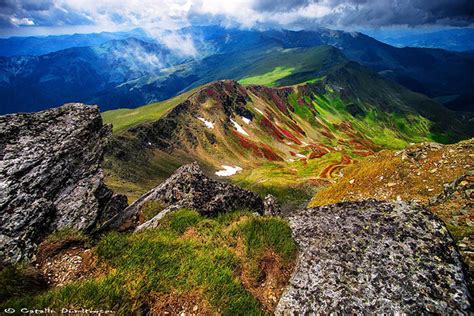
429 170 473 206
429 170 474 290
102 162 276 232
276 200 472 314
0 103 127 263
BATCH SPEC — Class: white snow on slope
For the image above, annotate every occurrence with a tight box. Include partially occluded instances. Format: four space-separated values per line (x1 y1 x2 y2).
242 117 251 124
255 108 264 115
215 165 243 177
197 117 214 129
231 119 249 136
296 153 306 158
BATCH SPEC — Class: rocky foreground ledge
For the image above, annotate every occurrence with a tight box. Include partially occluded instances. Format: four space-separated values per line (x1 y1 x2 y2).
0 104 127 263
101 162 278 232
276 200 472 314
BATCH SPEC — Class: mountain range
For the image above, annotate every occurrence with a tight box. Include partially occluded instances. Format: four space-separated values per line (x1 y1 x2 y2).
0 28 149 57
2 23 474 314
1 25 474 114
366 28 474 52
101 46 474 204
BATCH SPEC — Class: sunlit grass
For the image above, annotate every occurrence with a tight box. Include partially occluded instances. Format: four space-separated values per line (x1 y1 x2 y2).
102 88 198 133
239 66 295 87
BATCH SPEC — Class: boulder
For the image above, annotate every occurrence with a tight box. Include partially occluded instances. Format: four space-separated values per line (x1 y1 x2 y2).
0 103 127 263
102 162 273 232
276 200 472 314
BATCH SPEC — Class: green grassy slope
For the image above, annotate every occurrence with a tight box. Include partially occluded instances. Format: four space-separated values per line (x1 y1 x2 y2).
101 47 473 205
239 66 295 86
172 45 346 94
1 210 297 314
237 45 346 87
102 87 199 133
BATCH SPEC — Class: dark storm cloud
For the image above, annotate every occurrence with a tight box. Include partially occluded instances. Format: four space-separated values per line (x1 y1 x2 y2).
335 0 474 27
0 0 18 26
252 0 474 27
252 0 312 13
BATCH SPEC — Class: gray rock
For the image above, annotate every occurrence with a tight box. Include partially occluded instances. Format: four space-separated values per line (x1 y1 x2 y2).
276 200 472 314
102 162 274 231
263 194 280 216
0 103 127 263
397 142 443 161
429 170 473 205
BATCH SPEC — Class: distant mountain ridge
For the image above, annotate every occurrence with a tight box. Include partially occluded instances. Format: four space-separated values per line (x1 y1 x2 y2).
366 28 474 52
0 28 149 56
1 25 474 114
0 37 188 113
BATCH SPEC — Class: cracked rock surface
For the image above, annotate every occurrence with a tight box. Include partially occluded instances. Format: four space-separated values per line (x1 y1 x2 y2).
276 200 472 314
0 103 127 263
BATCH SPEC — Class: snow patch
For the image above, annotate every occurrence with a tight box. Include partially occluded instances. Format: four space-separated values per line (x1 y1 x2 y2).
242 117 251 124
255 108 264 115
215 165 243 177
296 153 306 158
197 117 214 129
231 119 249 136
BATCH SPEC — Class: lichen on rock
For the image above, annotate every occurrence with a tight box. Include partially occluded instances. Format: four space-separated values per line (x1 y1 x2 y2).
276 200 472 314
0 103 127 263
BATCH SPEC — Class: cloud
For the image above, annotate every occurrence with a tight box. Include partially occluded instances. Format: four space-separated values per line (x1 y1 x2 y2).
110 40 165 72
144 27 198 57
317 0 474 28
0 0 473 35
10 16 34 25
160 32 198 57
189 0 474 29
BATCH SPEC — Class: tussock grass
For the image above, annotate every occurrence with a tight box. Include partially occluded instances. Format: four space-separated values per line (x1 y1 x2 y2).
2 210 297 315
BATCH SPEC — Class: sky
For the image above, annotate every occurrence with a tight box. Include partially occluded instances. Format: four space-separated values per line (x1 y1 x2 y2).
0 0 473 37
